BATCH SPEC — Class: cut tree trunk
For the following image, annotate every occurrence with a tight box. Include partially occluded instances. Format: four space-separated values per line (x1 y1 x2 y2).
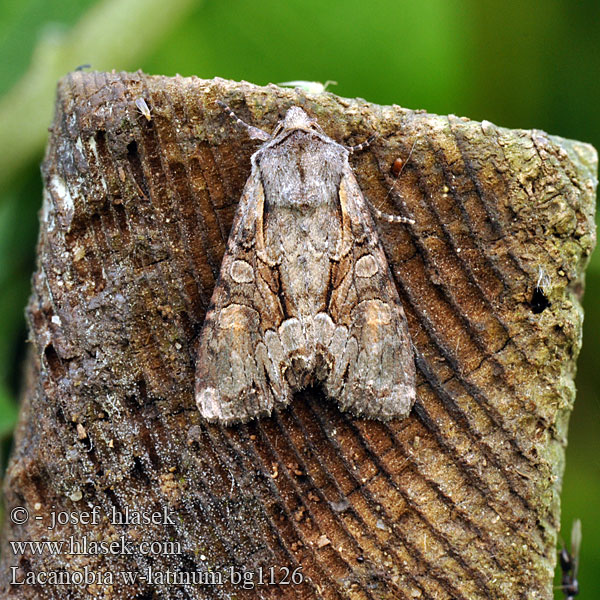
1 72 597 599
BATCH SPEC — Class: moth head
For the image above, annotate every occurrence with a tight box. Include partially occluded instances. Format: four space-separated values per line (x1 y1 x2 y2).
272 107 324 137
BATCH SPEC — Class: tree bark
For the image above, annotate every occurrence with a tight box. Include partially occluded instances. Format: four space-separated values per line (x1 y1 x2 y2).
0 71 596 599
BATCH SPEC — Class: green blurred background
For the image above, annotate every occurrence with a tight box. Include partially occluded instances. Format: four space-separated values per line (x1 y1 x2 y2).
0 0 597 595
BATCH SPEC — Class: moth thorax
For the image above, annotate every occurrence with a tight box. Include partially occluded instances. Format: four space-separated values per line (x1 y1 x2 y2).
281 107 316 131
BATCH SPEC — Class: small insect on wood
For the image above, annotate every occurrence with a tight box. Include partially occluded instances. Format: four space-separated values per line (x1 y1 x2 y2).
558 519 581 600
278 80 338 94
135 97 152 121
391 157 404 177
195 102 416 425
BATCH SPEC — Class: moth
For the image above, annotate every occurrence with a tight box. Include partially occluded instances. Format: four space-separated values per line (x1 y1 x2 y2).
195 102 415 425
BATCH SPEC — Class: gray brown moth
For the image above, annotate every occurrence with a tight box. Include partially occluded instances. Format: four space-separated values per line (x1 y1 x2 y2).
195 102 415 425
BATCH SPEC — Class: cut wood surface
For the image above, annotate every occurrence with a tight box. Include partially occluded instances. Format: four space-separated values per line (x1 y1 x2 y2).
0 71 597 599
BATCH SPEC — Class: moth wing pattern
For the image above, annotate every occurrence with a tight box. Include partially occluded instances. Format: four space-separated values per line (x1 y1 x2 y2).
324 164 416 420
195 168 290 425
196 104 416 425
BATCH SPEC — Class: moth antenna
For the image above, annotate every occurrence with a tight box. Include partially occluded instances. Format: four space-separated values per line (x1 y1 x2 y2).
216 100 271 141
347 135 376 154
366 198 415 225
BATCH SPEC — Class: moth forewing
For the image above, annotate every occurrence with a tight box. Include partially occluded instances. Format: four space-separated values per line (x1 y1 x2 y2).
195 105 415 425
